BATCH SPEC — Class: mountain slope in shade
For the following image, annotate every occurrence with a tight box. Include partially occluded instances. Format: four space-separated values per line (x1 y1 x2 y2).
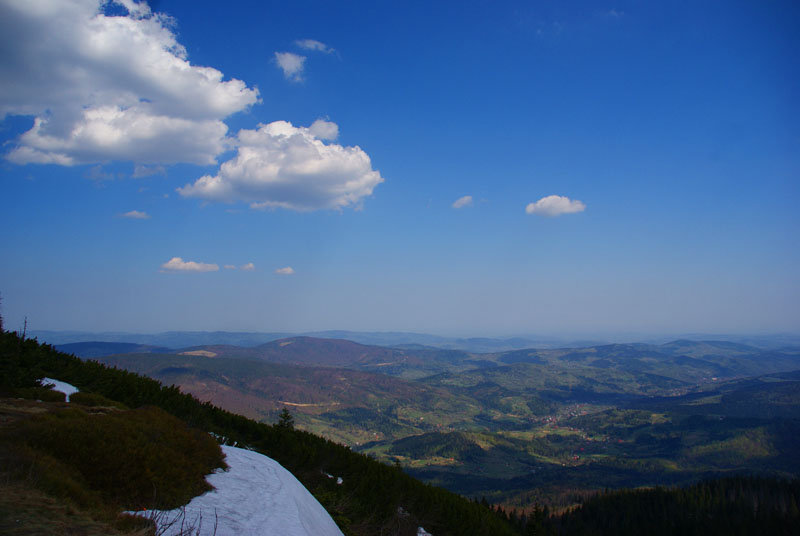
138 445 344 536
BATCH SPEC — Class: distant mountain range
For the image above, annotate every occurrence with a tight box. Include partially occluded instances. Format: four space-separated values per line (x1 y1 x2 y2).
32 329 800 353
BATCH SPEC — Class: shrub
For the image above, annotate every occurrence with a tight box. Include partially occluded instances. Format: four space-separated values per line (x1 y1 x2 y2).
4 405 226 510
14 386 66 402
70 391 128 409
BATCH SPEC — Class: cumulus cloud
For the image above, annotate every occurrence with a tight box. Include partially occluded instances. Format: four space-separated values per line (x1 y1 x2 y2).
121 210 150 219
178 120 384 211
452 195 473 209
295 39 335 54
241 262 255 271
224 264 237 270
275 52 306 82
525 195 586 217
160 257 219 272
275 266 295 275
1 0 258 166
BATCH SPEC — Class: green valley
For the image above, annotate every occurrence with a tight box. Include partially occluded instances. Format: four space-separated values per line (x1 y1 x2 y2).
56 335 800 511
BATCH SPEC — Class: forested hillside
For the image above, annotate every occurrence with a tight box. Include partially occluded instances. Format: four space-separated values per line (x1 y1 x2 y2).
0 331 517 536
537 477 800 535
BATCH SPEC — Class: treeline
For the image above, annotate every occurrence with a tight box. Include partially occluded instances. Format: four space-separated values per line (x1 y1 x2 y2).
390 432 484 460
513 477 799 535
0 331 518 536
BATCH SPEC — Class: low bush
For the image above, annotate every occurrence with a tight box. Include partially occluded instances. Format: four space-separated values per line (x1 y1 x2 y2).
14 386 66 402
4 405 225 510
70 391 128 409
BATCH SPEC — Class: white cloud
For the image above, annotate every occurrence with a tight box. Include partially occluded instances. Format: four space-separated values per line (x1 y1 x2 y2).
275 266 295 275
85 165 114 181
1 0 258 166
308 119 338 141
241 262 255 271
178 120 384 212
525 195 586 217
121 210 150 219
274 52 306 82
133 164 166 178
160 257 219 272
295 39 335 54
224 264 237 270
452 195 473 209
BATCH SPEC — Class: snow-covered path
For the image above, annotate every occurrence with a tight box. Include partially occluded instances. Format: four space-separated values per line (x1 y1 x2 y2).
139 445 344 536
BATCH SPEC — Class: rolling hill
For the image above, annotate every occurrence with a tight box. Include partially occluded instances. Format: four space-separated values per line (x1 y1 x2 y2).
57 335 800 509
93 352 483 445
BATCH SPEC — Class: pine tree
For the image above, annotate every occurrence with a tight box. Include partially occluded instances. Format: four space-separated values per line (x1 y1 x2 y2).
277 407 295 429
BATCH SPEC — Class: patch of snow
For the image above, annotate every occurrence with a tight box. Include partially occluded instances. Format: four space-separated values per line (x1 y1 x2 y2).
40 377 79 402
137 445 343 536
336 477 343 485
418 527 433 536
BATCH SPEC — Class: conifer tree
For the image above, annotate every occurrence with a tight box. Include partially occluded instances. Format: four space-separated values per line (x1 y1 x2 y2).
277 407 295 429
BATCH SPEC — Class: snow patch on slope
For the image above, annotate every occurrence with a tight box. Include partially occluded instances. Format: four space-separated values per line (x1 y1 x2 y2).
139 445 344 536
40 377 79 401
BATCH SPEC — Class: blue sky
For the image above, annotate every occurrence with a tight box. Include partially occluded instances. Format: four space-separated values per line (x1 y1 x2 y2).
1 0 798 337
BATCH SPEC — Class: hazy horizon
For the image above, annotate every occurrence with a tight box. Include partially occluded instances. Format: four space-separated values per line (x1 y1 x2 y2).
22 326 800 349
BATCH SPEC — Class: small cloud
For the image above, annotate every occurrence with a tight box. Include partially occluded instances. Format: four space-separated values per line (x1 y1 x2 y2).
295 39 335 54
160 257 219 272
308 119 339 141
241 262 255 271
224 264 237 270
85 165 114 181
133 164 166 178
274 266 295 275
452 195 473 209
275 52 306 82
525 195 586 217
606 9 624 18
121 210 150 219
